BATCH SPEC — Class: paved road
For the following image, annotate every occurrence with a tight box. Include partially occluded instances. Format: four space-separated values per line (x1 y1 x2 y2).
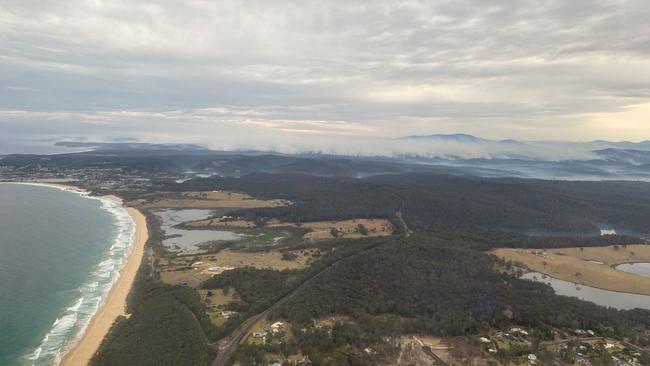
212 242 389 365
212 208 411 365
422 346 449 366
211 304 280 365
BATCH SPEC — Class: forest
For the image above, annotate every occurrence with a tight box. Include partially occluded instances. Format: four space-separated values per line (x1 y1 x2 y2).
273 231 650 338
90 171 650 366
169 172 650 234
91 276 218 366
214 227 650 365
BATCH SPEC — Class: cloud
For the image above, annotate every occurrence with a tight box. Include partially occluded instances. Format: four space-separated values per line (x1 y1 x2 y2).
0 108 602 160
0 0 649 148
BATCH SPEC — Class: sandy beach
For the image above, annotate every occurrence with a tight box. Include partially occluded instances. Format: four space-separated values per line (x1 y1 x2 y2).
60 197 148 366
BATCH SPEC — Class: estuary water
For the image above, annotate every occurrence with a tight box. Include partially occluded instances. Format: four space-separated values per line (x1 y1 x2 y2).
155 209 243 254
521 272 650 310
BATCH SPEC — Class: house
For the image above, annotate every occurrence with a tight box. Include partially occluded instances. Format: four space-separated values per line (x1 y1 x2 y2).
270 321 285 334
221 311 238 319
299 356 311 365
206 266 235 274
511 327 529 336
480 337 491 343
527 354 537 365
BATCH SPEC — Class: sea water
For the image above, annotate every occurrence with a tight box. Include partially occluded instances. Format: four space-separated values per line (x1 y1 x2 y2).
0 183 135 365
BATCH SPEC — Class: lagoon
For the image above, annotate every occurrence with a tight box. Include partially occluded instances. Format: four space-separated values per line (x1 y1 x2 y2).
155 209 244 254
521 272 650 310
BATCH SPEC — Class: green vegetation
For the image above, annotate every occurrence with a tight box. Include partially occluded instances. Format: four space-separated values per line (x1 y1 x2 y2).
170 173 650 235
228 227 308 250
202 268 301 316
275 231 650 338
188 226 310 252
92 210 220 366
92 276 218 366
90 172 650 366
230 319 394 366
168 173 402 223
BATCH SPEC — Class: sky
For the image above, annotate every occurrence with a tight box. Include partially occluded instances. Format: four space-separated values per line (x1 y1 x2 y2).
1 0 649 153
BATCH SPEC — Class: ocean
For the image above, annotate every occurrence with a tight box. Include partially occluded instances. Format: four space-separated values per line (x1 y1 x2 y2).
0 183 135 366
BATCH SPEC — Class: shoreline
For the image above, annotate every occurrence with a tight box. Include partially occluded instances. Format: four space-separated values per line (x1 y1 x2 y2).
520 268 650 297
3 182 149 366
60 200 148 366
521 271 650 311
493 246 650 296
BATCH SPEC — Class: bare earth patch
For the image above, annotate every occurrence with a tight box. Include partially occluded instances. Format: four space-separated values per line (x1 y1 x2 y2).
492 244 650 295
160 249 310 287
392 336 455 366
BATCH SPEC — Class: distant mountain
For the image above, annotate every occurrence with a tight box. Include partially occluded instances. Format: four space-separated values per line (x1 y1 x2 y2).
43 138 650 180
402 133 488 143
597 140 650 151
594 148 650 165
54 141 207 151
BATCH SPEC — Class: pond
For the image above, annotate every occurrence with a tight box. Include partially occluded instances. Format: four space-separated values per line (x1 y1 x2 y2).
615 262 650 279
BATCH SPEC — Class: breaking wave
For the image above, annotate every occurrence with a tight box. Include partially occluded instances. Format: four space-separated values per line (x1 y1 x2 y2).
22 185 135 366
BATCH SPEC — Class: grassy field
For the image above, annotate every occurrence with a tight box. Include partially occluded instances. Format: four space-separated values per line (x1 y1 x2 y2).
201 248 310 270
232 227 307 249
198 289 240 326
159 266 212 287
187 218 257 229
159 248 311 287
194 227 309 252
187 217 394 242
492 244 650 295
199 288 240 305
301 218 393 241
129 190 290 209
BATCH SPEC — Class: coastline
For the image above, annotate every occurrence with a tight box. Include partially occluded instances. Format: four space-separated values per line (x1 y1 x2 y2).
2 182 149 365
60 200 148 366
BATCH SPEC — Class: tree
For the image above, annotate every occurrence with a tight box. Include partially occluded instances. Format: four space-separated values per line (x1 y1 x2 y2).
330 227 340 238
357 224 369 236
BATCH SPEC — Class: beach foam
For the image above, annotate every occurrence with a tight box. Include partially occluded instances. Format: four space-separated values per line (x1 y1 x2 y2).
18 185 136 366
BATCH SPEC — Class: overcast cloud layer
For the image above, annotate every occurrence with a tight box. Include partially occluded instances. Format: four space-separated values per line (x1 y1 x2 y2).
1 0 649 155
